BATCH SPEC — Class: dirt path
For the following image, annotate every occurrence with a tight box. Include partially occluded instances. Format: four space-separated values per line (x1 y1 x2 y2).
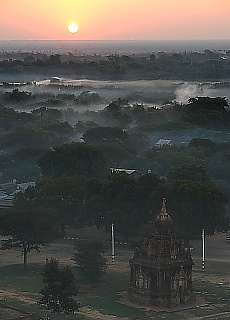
78 306 129 320
0 289 37 304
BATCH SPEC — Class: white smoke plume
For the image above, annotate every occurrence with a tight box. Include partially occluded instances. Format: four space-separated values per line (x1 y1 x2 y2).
175 82 213 104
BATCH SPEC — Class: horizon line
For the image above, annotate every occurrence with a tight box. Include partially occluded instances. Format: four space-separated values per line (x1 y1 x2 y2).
1 38 230 42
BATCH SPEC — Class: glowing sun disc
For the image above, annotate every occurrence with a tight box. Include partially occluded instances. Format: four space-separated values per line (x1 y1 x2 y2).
68 23 79 34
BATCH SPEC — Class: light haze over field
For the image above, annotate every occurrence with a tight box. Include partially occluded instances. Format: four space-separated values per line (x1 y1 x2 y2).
1 0 230 41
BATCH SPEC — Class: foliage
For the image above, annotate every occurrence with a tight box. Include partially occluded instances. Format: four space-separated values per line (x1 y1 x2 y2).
85 173 165 240
0 208 60 267
0 106 35 130
85 170 228 239
2 49 230 81
83 126 131 146
183 96 230 128
14 175 88 226
73 240 107 284
0 125 65 151
0 146 45 182
0 105 74 183
39 142 107 179
141 145 197 177
32 107 63 120
167 163 211 184
95 141 131 167
39 258 79 314
75 90 103 105
74 120 99 133
2 89 32 103
169 180 228 237
0 85 229 240
100 101 132 128
128 132 151 153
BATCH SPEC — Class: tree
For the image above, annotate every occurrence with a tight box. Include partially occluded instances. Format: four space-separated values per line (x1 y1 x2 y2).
83 126 131 147
137 173 169 220
0 208 60 267
73 240 107 284
167 163 211 184
187 96 229 111
14 176 88 227
2 89 32 103
0 125 67 151
101 101 132 128
39 258 79 314
101 173 139 241
183 96 230 128
39 142 107 179
169 180 228 238
84 173 166 241
0 106 35 131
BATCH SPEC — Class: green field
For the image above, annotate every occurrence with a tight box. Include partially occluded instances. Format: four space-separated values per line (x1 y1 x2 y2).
0 256 230 320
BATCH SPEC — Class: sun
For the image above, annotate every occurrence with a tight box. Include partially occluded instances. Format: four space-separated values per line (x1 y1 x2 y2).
67 23 79 34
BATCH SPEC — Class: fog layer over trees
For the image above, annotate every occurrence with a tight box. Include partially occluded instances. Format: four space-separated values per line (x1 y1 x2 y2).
0 49 230 242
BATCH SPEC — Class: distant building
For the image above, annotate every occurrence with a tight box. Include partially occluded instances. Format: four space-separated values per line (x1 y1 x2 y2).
110 168 142 179
0 182 17 195
0 181 35 211
50 76 61 83
155 139 171 147
0 184 15 210
129 199 195 308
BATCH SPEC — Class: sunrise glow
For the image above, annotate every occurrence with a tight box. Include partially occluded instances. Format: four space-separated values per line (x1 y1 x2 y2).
1 0 230 40
67 23 79 34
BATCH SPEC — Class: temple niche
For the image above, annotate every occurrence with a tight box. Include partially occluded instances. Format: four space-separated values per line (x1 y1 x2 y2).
129 199 196 308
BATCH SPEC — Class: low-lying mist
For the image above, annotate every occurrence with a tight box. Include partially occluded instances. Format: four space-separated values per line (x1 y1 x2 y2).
28 78 230 106
1 77 230 117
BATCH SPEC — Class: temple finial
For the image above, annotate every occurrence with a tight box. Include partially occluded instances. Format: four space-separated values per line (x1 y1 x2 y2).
161 198 167 214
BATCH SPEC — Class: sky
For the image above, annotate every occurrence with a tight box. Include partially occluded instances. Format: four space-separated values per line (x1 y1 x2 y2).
1 0 230 41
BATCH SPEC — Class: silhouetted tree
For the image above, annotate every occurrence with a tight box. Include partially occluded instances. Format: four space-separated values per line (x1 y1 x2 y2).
0 208 60 267
39 258 79 314
183 96 230 128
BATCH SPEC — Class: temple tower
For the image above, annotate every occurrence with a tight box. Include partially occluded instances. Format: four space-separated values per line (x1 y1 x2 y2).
129 199 195 308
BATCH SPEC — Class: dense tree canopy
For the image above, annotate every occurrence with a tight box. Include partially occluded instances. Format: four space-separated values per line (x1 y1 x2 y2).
169 180 228 238
183 97 230 128
12 168 228 240
167 163 211 184
83 126 131 147
2 89 32 103
0 87 229 241
14 175 88 226
85 173 168 241
39 142 107 179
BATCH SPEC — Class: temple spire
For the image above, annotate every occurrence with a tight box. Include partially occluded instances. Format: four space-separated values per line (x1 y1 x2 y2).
161 198 167 214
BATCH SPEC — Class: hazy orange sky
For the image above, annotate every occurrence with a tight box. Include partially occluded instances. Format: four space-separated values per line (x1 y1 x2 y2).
1 0 230 40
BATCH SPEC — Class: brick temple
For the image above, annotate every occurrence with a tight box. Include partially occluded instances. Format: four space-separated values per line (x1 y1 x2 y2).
129 199 196 308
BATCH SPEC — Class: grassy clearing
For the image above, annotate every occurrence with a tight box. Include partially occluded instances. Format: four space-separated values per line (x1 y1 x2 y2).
82 271 146 319
0 263 145 319
0 263 43 293
0 254 229 319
